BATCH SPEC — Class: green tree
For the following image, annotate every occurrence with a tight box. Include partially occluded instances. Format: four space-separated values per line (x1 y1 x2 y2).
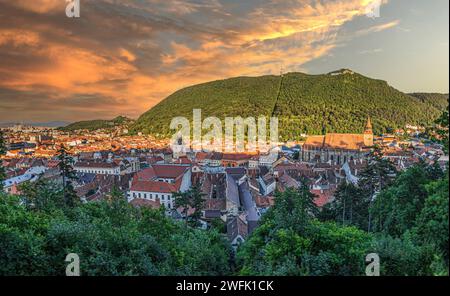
189 184 206 226
57 145 78 207
370 163 430 236
414 173 449 265
271 184 318 233
359 146 397 232
321 181 369 230
0 130 6 191
359 146 397 194
434 101 449 153
19 177 65 212
173 190 190 222
371 232 434 276
173 184 205 227
425 160 445 181
236 189 372 276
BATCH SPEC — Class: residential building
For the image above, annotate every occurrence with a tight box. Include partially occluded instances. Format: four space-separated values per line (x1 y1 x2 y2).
128 164 191 209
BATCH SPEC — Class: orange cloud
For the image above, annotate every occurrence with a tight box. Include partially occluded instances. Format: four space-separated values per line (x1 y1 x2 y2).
0 0 391 121
7 0 63 13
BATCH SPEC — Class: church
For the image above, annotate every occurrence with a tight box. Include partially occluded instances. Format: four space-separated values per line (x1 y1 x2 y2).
300 117 374 165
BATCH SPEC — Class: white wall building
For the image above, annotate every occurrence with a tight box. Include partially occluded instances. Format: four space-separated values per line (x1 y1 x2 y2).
74 162 121 175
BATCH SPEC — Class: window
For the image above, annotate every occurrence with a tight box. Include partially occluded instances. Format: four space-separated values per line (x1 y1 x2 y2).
138 193 141 198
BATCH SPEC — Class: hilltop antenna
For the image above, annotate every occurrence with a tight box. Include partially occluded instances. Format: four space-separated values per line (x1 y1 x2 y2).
280 64 284 77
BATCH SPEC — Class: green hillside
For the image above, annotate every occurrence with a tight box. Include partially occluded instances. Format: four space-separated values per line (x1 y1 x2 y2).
59 116 134 132
409 93 449 110
131 70 448 141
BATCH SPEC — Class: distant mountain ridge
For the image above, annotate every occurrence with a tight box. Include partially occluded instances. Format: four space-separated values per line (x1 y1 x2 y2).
131 70 448 140
0 121 70 128
58 116 134 132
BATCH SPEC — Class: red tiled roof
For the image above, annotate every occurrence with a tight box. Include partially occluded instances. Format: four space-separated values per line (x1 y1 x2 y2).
130 198 161 209
136 165 188 181
174 157 192 164
254 196 275 208
136 167 156 180
130 178 177 193
305 133 367 150
177 205 196 217
46 160 60 168
204 198 226 210
147 156 164 164
323 133 365 150
304 135 325 147
209 152 223 160
222 153 251 161
196 152 208 161
311 189 335 207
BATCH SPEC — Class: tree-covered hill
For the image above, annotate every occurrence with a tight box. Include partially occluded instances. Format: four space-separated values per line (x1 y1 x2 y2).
58 116 134 132
132 75 281 137
131 70 448 141
409 93 449 110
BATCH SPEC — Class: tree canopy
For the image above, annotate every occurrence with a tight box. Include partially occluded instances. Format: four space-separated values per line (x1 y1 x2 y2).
0 187 232 276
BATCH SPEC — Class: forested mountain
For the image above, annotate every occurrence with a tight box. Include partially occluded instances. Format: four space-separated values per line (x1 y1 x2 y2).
409 93 449 110
58 116 134 132
131 69 448 141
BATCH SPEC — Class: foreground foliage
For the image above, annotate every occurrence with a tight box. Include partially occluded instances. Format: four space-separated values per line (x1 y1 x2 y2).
0 189 232 276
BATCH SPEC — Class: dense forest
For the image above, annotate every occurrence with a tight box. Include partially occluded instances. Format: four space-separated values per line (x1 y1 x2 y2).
131 70 448 141
58 116 134 132
409 93 449 110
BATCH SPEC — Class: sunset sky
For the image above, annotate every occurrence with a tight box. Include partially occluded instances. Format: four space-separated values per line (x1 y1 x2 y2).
0 0 448 123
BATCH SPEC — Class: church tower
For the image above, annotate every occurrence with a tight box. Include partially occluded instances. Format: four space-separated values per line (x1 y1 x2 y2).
363 116 374 147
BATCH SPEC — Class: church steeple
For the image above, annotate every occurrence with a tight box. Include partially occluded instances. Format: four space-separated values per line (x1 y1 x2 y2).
363 116 374 147
364 116 373 134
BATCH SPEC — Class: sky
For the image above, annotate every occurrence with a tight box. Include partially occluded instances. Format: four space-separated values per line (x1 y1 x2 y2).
0 0 448 123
